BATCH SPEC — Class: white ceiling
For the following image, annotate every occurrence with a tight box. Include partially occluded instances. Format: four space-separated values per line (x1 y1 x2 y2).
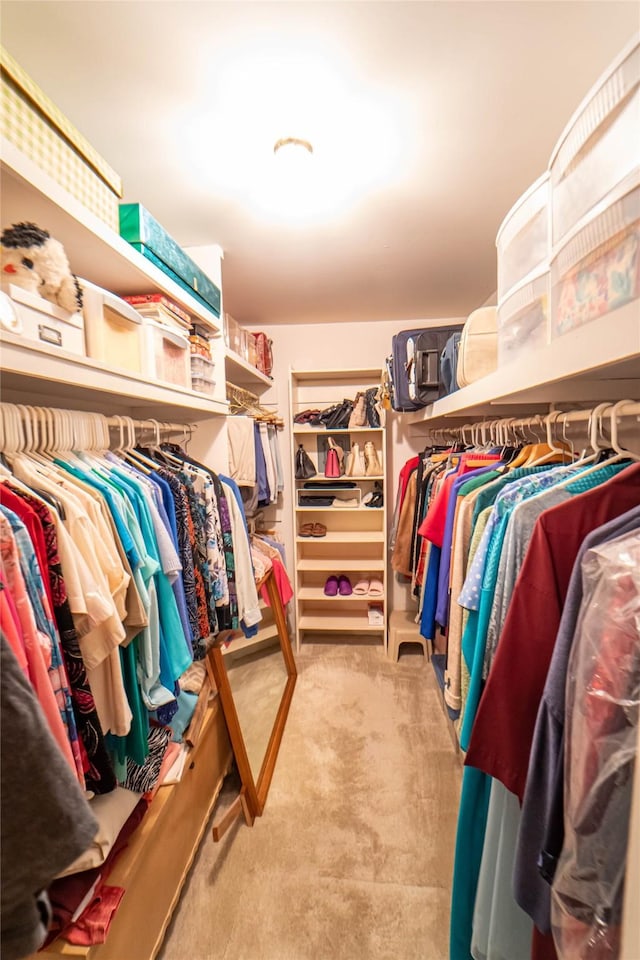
1 1 638 325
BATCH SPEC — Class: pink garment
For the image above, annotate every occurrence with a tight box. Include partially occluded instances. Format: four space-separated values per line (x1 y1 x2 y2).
260 557 293 608
150 740 182 796
64 885 125 945
0 519 77 775
0 570 29 675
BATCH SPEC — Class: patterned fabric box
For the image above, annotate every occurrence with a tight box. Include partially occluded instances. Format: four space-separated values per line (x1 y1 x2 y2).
551 186 640 338
1 46 123 230
119 204 221 317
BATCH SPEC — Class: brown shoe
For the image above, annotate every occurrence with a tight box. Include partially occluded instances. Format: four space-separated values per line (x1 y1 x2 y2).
311 523 327 537
299 523 316 537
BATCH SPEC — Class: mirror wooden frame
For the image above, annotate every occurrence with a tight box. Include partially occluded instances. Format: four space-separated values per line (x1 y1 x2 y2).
207 567 297 820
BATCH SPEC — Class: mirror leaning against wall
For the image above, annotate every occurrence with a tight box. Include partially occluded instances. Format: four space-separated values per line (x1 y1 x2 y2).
207 567 297 827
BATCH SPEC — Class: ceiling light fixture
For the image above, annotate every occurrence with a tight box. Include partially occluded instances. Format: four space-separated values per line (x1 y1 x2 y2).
273 137 314 156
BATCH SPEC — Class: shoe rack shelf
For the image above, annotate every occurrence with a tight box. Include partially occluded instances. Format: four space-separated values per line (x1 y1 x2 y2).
297 559 386 572
292 427 385 435
289 367 388 653
298 587 385 602
296 531 385 543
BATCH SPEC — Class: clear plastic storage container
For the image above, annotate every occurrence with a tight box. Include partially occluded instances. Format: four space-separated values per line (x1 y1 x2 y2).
550 184 640 339
190 354 216 394
224 313 243 355
496 173 550 300
497 269 549 366
142 318 190 387
82 280 142 372
550 37 640 247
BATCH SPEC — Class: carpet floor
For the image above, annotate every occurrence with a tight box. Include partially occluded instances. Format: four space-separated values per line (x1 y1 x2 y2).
159 642 462 960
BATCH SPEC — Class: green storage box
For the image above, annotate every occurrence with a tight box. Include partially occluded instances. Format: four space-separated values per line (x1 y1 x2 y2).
119 203 221 317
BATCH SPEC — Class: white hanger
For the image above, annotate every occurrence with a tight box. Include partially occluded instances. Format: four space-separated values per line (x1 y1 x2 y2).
607 399 640 462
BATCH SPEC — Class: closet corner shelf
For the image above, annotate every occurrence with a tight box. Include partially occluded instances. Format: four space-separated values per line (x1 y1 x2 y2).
0 331 229 420
297 614 385 633
290 366 382 383
296 558 385 572
295 531 384 544
297 475 384 483
292 426 384 435
224 349 273 392
295 505 377 513
297 587 382 602
0 142 222 335
406 301 640 428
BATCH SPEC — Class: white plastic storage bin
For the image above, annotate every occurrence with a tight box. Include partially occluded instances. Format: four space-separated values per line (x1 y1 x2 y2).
142 318 190 387
82 280 143 373
496 173 550 300
190 354 216 395
550 37 640 248
497 269 549 366
550 184 640 339
1 282 85 356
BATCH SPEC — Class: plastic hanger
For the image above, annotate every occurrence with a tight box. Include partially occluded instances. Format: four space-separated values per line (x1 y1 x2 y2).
524 411 573 466
549 400 637 488
604 399 639 462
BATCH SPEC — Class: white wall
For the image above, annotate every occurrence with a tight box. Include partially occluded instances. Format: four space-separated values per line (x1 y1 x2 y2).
245 317 462 613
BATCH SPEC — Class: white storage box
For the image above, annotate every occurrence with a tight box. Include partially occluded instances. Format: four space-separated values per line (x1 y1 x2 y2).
142 317 190 387
81 280 143 373
550 37 640 247
497 269 549 366
1 282 85 355
550 184 640 339
496 173 550 300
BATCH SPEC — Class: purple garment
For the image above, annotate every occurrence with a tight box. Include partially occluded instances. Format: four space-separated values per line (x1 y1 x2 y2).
514 505 640 933
148 478 193 657
254 423 270 506
435 465 503 627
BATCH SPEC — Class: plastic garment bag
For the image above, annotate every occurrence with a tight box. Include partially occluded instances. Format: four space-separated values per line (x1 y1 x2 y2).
551 531 640 959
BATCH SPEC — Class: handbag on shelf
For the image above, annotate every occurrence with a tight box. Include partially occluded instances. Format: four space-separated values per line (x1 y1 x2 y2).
253 332 273 376
345 442 366 477
324 446 341 479
295 444 317 480
321 399 354 430
348 392 367 428
299 495 335 506
326 436 345 476
294 409 321 424
364 387 382 427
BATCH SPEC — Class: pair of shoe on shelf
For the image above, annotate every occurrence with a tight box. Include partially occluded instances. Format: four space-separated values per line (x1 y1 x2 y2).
353 578 384 597
299 522 327 538
324 574 353 596
323 575 384 597
345 442 382 477
362 483 384 509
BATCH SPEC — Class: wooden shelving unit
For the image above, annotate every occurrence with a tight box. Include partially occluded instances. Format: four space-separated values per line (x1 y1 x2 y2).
0 141 230 414
289 367 388 652
1 141 234 960
224 347 273 393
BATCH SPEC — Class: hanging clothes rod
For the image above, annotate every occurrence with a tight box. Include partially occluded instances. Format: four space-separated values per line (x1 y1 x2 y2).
428 401 640 434
424 400 640 449
105 416 193 435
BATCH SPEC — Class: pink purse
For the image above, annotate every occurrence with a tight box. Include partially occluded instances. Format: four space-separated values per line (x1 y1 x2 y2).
324 447 341 479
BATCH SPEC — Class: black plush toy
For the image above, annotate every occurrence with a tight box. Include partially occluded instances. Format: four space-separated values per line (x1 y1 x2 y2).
1 221 83 312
